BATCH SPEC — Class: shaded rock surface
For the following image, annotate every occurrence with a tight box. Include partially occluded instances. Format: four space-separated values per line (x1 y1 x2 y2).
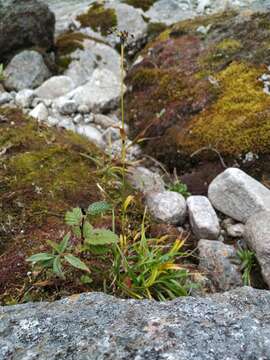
1 287 270 359
198 239 242 291
0 0 55 62
245 211 270 288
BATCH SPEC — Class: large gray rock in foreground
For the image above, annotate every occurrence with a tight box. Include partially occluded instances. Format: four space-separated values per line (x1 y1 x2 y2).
208 168 270 223
1 287 270 359
0 0 55 62
245 211 270 288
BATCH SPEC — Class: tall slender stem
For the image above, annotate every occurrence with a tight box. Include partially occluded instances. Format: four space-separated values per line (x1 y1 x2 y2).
120 43 126 172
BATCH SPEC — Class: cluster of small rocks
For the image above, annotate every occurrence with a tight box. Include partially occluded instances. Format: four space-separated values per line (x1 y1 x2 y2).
129 166 270 291
0 56 140 160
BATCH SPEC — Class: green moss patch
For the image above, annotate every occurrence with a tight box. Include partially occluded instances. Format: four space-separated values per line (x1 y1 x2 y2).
181 62 270 155
122 0 158 12
76 2 117 36
0 107 119 303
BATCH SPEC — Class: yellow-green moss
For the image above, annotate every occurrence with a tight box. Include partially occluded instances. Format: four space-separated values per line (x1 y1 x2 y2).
181 62 270 155
122 0 158 11
76 2 117 36
0 107 107 253
199 38 243 74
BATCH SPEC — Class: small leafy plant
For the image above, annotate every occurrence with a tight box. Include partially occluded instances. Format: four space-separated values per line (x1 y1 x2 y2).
27 201 118 280
27 232 90 279
167 169 191 198
168 180 191 198
237 248 256 286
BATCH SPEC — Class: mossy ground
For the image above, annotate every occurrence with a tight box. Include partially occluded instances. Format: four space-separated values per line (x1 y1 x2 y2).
0 108 145 304
76 2 117 36
126 10 270 189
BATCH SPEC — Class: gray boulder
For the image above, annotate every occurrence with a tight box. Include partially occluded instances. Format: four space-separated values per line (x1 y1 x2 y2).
127 166 165 194
0 0 55 62
64 68 121 112
187 195 220 240
64 39 121 87
244 210 270 288
208 168 270 223
4 51 51 91
146 190 186 225
198 239 242 291
1 288 270 359
35 76 76 100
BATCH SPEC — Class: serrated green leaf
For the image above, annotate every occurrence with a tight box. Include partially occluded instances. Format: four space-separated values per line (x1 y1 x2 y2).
53 256 64 277
85 229 118 245
27 253 55 263
73 225 81 238
59 232 71 253
83 221 93 240
65 207 83 226
87 201 111 216
64 254 90 272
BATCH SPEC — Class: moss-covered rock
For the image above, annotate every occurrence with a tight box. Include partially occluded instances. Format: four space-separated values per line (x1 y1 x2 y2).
0 107 118 303
76 2 117 36
126 10 270 190
55 31 109 73
122 0 158 12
